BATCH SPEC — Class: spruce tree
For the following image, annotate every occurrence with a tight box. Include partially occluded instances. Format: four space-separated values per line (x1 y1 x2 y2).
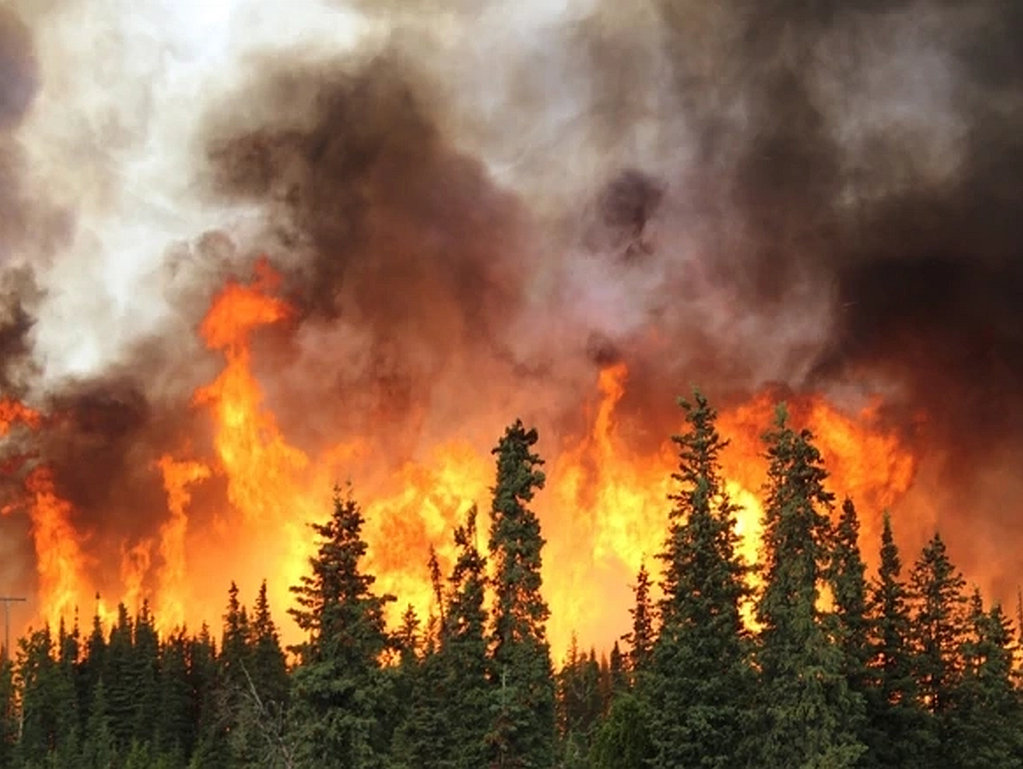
555 643 602 768
443 506 491 768
945 593 1023 768
16 625 77 765
622 563 655 677
754 404 865 768
250 580 289 712
645 390 752 768
828 498 871 761
908 532 966 726
288 485 395 769
487 420 556 768
866 512 932 768
156 630 193 761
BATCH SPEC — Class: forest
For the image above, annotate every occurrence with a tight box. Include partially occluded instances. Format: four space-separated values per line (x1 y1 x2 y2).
0 391 1020 769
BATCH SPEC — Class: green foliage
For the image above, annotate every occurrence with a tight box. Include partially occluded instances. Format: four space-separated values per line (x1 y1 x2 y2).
645 390 753 768
865 512 934 768
590 692 653 769
909 532 967 717
487 420 556 768
944 594 1023 768
753 405 866 768
288 485 395 769
622 563 655 676
4 405 1023 769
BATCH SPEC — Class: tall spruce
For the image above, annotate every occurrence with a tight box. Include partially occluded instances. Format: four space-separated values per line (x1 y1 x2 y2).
828 497 871 762
250 580 289 711
288 485 396 769
487 420 556 768
754 404 865 768
866 512 932 767
646 390 752 768
622 563 655 677
443 506 492 768
908 533 967 720
944 593 1023 768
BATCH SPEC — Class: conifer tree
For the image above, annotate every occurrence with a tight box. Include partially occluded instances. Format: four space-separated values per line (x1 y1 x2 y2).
104 604 137 748
945 593 1023 768
442 506 491 768
82 680 117 769
487 420 556 768
828 497 871 760
754 405 865 768
288 485 395 769
646 390 752 768
133 601 161 745
622 563 655 677
16 625 77 765
250 580 289 711
590 692 653 769
908 532 967 721
555 641 602 767
866 512 932 768
221 581 251 690
156 630 194 761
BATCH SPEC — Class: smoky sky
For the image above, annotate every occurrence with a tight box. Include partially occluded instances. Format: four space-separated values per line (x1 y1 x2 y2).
0 0 1021 606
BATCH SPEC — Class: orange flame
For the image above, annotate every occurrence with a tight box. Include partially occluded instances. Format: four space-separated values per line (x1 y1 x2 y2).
23 467 89 630
155 456 211 632
0 265 923 661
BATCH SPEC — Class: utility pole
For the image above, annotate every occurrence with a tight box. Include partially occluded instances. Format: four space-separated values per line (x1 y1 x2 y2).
0 597 26 662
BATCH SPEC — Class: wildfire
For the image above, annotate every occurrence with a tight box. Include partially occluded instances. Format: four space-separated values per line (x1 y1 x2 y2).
0 262 922 659
23 467 88 630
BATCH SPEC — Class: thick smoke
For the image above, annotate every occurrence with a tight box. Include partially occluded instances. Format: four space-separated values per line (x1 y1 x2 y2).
0 0 1021 623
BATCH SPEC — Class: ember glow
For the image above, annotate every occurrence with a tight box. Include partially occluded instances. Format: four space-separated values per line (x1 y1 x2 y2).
0 0 1020 658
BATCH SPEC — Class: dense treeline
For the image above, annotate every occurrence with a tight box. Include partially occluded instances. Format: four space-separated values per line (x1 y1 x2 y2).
1 398 1021 768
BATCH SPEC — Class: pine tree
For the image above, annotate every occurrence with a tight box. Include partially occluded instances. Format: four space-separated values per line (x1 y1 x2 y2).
104 604 137 748
754 404 865 768
945 593 1023 768
908 532 967 725
487 420 556 769
866 512 932 768
16 625 77 765
645 390 753 768
443 506 491 768
590 692 653 769
133 601 161 746
81 680 117 769
221 581 251 691
828 497 871 761
250 580 289 712
288 485 395 769
555 642 602 767
156 630 194 761
622 563 655 677
188 624 228 769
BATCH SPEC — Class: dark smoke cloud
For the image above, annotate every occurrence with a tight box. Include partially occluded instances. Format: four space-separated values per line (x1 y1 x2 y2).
200 52 535 452
1 0 1021 616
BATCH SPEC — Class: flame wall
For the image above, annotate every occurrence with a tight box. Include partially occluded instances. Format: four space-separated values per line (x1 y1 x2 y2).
0 0 1021 658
